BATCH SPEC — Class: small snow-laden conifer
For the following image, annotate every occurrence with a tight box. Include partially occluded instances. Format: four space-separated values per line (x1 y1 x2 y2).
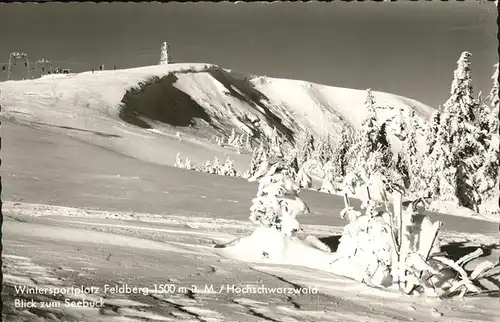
490 63 499 110
473 63 500 205
390 109 408 141
320 162 337 193
249 159 310 237
346 109 402 195
331 124 354 178
313 133 335 166
401 113 425 195
212 157 222 175
222 156 237 177
283 147 299 180
346 111 386 184
443 51 477 122
365 88 376 116
422 113 460 203
203 160 213 174
228 128 237 146
296 128 315 167
475 92 491 136
424 109 442 157
249 141 269 177
426 53 488 211
269 127 284 159
296 161 313 189
184 157 193 170
159 42 171 65
244 133 253 151
475 135 499 204
488 63 499 134
175 153 184 168
237 133 246 149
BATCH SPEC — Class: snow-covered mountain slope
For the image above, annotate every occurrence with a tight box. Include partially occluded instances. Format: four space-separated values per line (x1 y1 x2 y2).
0 63 434 170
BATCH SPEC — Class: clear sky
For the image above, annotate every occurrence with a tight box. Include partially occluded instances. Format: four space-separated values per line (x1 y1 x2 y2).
0 1 497 108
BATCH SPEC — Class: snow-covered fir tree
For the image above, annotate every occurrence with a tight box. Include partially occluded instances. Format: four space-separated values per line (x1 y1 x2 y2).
174 152 184 168
159 42 171 65
269 127 284 159
400 112 424 194
345 90 396 187
212 157 222 175
424 109 442 157
423 53 486 211
222 156 237 177
243 133 253 151
474 136 499 206
475 91 491 135
474 63 500 205
330 125 354 180
296 161 313 189
365 88 376 115
203 160 213 174
313 133 335 166
423 113 461 204
184 157 193 170
248 141 269 178
283 147 299 180
423 109 484 210
214 136 224 147
488 63 499 135
228 128 237 146
249 159 310 237
296 128 315 167
320 162 337 193
443 51 477 122
237 133 246 149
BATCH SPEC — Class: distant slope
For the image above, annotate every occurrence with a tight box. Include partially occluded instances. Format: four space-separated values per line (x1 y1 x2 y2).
0 63 434 170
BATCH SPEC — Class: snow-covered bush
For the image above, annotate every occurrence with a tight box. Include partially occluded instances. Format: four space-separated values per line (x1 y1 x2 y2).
336 177 499 296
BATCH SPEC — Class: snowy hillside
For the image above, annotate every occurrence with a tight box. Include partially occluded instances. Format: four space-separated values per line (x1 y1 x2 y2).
0 63 434 170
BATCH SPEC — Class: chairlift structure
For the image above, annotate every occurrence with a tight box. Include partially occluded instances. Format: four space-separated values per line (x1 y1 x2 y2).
8 52 30 80
34 58 53 75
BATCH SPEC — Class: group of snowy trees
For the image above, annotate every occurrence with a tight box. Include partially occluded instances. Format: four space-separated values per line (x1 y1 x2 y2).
174 153 242 177
247 127 299 182
245 52 498 215
421 54 498 212
279 52 498 214
213 128 253 152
